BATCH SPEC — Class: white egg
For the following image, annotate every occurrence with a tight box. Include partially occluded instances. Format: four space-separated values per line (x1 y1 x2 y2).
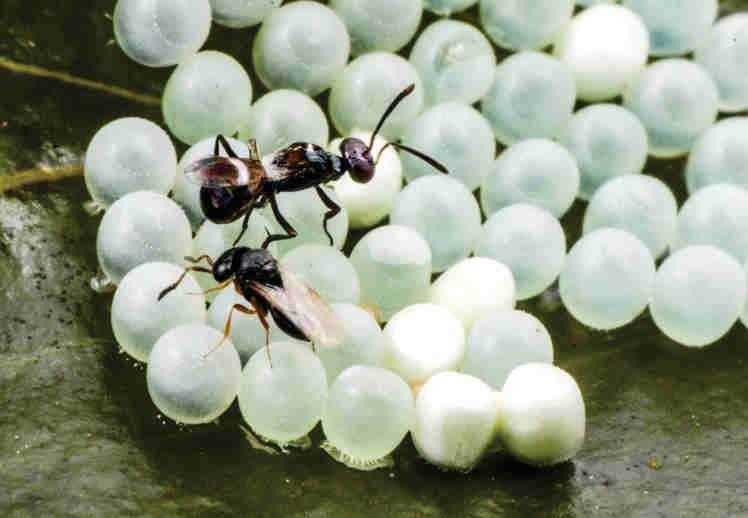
209 0 282 28
480 0 575 51
330 0 422 56
685 118 748 194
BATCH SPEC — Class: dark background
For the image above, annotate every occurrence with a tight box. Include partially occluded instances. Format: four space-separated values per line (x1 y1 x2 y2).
1 1 747 516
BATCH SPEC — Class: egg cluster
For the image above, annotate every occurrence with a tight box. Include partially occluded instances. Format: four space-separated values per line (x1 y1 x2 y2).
87 0 748 472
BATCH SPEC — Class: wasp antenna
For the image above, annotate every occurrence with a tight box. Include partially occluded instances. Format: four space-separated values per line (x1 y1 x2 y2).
368 84 416 150
380 142 449 174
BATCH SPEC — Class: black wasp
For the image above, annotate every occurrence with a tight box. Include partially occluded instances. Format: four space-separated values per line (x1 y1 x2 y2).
158 249 343 358
184 84 448 248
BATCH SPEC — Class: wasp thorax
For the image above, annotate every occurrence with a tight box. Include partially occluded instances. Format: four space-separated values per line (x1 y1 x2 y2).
340 138 375 183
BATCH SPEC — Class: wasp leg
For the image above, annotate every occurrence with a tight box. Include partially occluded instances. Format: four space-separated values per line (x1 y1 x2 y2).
315 186 341 246
247 139 261 161
213 134 239 158
261 194 298 249
157 266 212 301
248 297 273 367
205 303 256 357
231 192 263 246
184 255 214 266
188 278 233 296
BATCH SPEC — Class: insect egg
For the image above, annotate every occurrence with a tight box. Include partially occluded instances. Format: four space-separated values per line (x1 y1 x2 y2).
685 118 748 194
479 0 575 51
330 0 422 56
209 0 282 28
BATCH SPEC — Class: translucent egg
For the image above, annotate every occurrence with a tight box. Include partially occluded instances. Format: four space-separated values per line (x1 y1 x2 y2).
261 187 349 256
330 131 403 229
238 341 327 445
350 225 432 322
329 52 424 141
673 184 748 264
208 286 294 364
113 0 211 67
97 191 192 285
330 0 422 56
496 363 585 467
412 372 500 471
84 118 177 210
391 175 481 272
400 103 495 191
409 20 496 107
280 244 360 304
172 136 250 231
623 0 716 57
694 14 748 113
237 90 328 155
112 262 206 363
463 310 553 390
559 228 655 330
480 52 576 146
560 104 648 200
480 139 580 219
146 324 241 424
317 303 387 383
685 118 748 194
623 59 719 158
479 0 574 51
383 303 465 386
162 51 252 145
651 246 746 347
424 0 477 16
253 1 350 96
209 0 282 28
430 258 516 330
475 204 566 300
554 5 649 102
322 366 414 470
192 213 276 300
583 175 677 260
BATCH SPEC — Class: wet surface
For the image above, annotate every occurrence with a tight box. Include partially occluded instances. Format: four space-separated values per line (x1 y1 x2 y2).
1 1 748 516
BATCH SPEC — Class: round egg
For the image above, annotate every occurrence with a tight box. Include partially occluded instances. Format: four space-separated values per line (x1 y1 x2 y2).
391 175 482 272
560 104 648 200
424 0 477 16
481 139 580 219
479 0 574 51
350 225 432 322
238 341 328 446
330 131 403 229
673 184 748 264
84 118 177 210
694 14 748 113
623 59 719 158
400 103 495 191
260 187 349 256
280 244 360 304
583 175 677 260
463 310 554 390
330 0 422 56
412 372 500 471
171 135 250 231
496 363 585 467
163 51 253 145
113 0 211 67
409 20 496 107
253 1 350 96
481 51 576 146
559 228 655 330
322 366 414 470
475 204 566 300
622 0 717 57
685 118 748 194
317 303 387 383
97 191 192 285
383 303 466 386
146 324 241 424
651 246 746 347
237 90 328 155
430 258 516 331
554 5 649 102
112 262 206 363
209 0 282 28
329 52 424 141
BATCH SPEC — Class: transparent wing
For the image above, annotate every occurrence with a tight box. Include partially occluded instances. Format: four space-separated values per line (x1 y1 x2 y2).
183 156 264 189
248 268 344 349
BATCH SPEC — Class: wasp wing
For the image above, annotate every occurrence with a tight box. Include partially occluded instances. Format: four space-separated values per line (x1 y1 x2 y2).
248 268 344 348
183 156 265 190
